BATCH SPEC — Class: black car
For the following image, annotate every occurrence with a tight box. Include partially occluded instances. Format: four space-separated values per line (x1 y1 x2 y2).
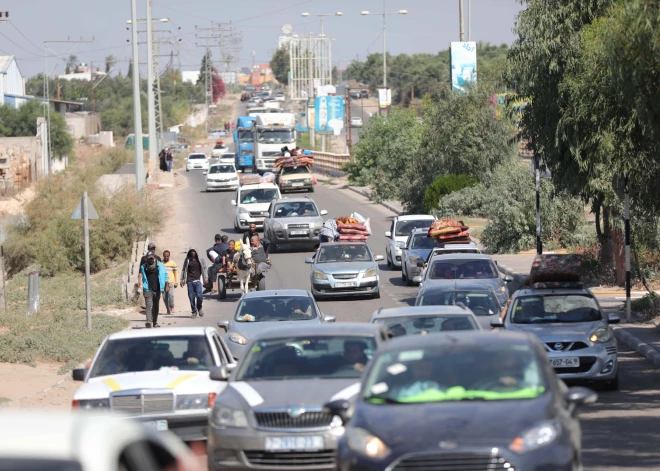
360 90 369 99
350 91 360 99
327 331 597 471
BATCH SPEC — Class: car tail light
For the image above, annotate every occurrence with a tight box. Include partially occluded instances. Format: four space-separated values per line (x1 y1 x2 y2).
71 400 79 409
208 392 217 408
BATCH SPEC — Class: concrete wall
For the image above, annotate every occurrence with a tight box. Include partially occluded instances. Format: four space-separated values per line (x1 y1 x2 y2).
0 137 43 188
66 112 101 139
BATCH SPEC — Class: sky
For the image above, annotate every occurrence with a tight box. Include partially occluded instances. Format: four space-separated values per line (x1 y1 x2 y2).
2 0 524 79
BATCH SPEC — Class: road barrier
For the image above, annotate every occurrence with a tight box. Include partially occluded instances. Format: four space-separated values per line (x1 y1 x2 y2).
312 151 351 177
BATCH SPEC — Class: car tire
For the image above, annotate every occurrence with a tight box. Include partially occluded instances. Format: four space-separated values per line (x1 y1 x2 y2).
217 276 227 300
308 187 314 193
258 277 266 291
386 252 392 268
186 168 189 172
373 289 381 299
602 374 619 391
402 267 407 281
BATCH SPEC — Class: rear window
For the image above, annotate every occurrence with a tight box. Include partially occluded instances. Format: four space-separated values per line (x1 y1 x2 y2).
395 219 433 236
282 166 311 175
189 154 206 159
429 259 498 280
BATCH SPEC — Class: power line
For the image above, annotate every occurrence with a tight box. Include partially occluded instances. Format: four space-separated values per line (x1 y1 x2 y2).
8 20 42 53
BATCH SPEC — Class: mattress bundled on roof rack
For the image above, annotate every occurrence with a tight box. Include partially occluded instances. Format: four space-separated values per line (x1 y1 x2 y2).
239 173 262 185
427 218 471 244
529 254 584 289
274 155 314 169
336 213 372 242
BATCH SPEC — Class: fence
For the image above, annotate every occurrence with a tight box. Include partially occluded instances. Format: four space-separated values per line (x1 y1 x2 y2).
311 151 351 177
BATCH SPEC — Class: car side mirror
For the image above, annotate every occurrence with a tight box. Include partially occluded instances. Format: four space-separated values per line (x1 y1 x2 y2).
323 399 351 425
209 365 229 381
320 210 328 216
217 320 229 332
325 315 336 323
607 313 621 324
416 261 424 268
203 170 208 174
503 275 514 283
304 257 314 264
384 231 392 238
490 318 504 328
566 386 597 415
374 255 384 261
231 200 237 206
72 368 87 382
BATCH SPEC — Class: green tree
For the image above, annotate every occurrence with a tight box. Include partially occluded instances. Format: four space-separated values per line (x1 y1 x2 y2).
104 54 117 74
65 54 78 75
423 174 478 213
270 47 290 85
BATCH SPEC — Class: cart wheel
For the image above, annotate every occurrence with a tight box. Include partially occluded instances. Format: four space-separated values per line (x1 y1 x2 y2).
258 276 266 291
217 276 227 299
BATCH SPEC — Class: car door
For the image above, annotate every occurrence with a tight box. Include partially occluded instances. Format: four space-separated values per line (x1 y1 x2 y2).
211 332 237 367
263 202 275 239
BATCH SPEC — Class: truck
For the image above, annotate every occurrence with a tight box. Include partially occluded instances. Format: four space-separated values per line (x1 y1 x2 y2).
234 116 255 171
252 113 297 174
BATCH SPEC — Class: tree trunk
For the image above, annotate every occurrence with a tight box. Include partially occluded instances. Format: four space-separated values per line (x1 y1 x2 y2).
599 205 614 266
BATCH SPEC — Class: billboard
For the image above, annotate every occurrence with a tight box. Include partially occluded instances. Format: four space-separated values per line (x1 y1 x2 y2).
314 95 344 133
450 41 477 92
307 98 315 132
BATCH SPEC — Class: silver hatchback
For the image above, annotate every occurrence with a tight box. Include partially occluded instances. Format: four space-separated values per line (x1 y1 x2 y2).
492 287 620 390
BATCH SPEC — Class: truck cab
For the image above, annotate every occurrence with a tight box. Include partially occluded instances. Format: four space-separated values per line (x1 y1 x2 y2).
252 113 296 174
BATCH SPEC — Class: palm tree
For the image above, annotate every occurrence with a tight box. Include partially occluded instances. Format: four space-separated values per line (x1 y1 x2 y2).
105 54 117 74
65 54 78 74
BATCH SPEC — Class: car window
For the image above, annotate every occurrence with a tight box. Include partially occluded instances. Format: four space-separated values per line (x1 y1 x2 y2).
411 234 442 250
240 188 279 204
363 343 546 404
236 335 378 380
316 245 372 263
221 154 236 159
188 154 206 160
417 290 500 315
88 336 214 377
395 219 433 236
235 296 317 322
273 202 318 218
511 295 602 324
429 259 498 280
372 315 478 336
209 165 235 174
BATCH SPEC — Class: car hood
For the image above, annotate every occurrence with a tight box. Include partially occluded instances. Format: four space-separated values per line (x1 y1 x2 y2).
355 395 552 449
506 321 602 340
229 319 322 341
240 202 270 212
273 216 322 227
207 174 237 180
219 378 361 410
315 261 377 274
74 370 222 400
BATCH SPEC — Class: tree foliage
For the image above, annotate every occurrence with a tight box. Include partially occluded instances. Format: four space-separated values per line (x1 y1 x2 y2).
212 67 226 103
423 174 478 213
270 47 290 85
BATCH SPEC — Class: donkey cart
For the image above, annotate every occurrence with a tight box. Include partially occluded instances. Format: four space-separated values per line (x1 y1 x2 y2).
216 271 266 299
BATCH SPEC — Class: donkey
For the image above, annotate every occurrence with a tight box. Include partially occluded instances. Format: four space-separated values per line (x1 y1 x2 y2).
236 245 254 294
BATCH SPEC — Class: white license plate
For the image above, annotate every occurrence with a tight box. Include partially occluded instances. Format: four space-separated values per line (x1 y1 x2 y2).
255 217 265 222
290 230 308 235
265 436 324 451
143 420 168 431
334 281 357 288
292 182 304 187
549 357 580 368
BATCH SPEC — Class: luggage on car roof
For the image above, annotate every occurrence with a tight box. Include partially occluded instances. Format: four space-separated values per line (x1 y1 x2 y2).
529 254 583 285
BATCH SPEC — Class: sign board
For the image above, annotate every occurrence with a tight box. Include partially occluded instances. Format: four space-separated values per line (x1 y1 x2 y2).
208 130 227 140
378 88 392 110
72 198 99 220
307 101 316 131
450 41 477 92
314 96 344 133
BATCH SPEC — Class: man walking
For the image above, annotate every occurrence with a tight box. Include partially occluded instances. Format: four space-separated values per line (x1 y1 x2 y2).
162 250 178 315
140 253 168 328
181 247 208 318
166 148 174 172
138 242 161 290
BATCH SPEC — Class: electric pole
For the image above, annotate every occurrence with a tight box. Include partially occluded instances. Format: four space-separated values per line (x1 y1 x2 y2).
130 0 145 190
196 25 217 134
459 0 465 41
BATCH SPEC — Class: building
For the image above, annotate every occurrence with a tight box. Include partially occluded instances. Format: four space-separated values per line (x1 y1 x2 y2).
278 35 293 50
250 64 276 86
0 55 30 108
182 70 200 84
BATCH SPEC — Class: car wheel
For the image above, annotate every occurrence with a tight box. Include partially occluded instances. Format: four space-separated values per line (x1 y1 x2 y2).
402 266 407 281
386 252 392 268
373 289 381 299
258 276 266 291
308 187 314 193
217 276 227 299
602 374 619 391
186 168 189 172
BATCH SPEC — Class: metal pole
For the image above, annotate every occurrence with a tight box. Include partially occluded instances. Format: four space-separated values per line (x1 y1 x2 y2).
468 0 471 41
0 245 7 313
130 0 145 190
459 0 465 41
146 0 157 180
382 0 387 88
535 158 542 255
82 192 92 329
27 272 39 316
308 33 315 148
346 87 352 155
624 176 631 322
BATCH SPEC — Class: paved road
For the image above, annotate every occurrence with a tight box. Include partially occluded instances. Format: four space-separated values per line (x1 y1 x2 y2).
164 170 660 471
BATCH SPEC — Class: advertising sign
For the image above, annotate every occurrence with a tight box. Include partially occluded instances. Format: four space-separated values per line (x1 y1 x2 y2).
450 41 477 92
314 95 344 133
307 98 316 132
378 88 392 110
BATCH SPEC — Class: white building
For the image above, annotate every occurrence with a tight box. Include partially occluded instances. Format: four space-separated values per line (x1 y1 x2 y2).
0 56 29 108
182 71 200 84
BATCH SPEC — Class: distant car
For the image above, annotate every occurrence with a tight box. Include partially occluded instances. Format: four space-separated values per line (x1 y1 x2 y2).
350 117 363 127
385 214 436 269
350 91 360 99
0 412 200 471
275 91 285 102
400 228 444 285
415 284 503 330
211 143 230 158
231 183 282 231
217 152 237 165
263 197 328 251
305 242 385 300
275 165 314 193
207 323 392 471
205 163 239 192
186 152 209 172
71 327 236 443
360 90 369 99
369 305 481 336
330 331 598 471
217 289 336 359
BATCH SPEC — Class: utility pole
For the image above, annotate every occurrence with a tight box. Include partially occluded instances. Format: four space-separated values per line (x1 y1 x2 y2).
345 87 352 154
130 0 145 190
535 156 542 255
195 25 217 134
146 0 157 180
468 0 472 41
459 0 465 41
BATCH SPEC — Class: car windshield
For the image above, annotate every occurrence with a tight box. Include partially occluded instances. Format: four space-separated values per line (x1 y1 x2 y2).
363 343 546 403
282 166 310 175
257 129 295 143
372 315 478 336
511 294 602 324
316 245 372 263
429 259 499 280
188 154 206 160
395 219 433 237
88 336 214 378
240 189 279 204
235 296 318 322
410 234 442 250
236 335 378 381
209 165 235 174
220 154 235 160
238 130 253 142
417 290 500 316
273 202 318 217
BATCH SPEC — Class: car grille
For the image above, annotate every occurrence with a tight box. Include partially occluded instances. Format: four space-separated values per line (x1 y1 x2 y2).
254 411 334 429
111 392 174 414
249 211 267 218
545 341 589 352
393 452 513 471
554 356 598 374
244 450 335 467
289 224 310 229
262 151 280 157
606 346 617 355
332 273 358 280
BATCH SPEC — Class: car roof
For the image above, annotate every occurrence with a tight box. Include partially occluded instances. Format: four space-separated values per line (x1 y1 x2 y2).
419 283 498 293
251 323 384 340
394 214 435 222
429 253 493 261
107 326 214 341
371 305 472 319
273 197 316 204
381 330 535 352
407 228 429 235
319 241 368 248
240 183 279 190
210 162 235 167
241 289 312 299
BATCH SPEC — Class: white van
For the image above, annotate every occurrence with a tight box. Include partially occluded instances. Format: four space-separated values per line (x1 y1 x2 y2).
231 183 281 231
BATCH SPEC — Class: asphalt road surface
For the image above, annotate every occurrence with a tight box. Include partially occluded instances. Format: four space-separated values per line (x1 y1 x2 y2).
172 170 660 471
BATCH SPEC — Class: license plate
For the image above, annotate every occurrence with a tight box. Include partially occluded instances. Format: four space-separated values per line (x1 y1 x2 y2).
255 217 265 222
290 230 308 235
265 436 324 451
143 420 168 431
334 281 357 288
292 182 304 187
549 357 580 368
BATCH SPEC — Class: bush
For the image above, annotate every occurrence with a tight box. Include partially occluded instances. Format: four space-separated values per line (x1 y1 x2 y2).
423 174 478 213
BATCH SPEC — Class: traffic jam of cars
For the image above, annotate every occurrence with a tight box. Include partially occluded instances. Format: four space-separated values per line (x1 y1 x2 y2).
62 157 618 471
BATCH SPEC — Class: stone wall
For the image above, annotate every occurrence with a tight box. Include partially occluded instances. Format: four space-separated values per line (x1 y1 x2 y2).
0 137 43 189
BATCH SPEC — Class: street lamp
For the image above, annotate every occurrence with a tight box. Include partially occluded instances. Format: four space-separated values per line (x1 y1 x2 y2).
361 4 408 88
126 18 169 24
300 11 343 37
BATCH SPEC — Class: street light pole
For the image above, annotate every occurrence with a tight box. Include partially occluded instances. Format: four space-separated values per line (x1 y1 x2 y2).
130 0 145 190
146 0 156 180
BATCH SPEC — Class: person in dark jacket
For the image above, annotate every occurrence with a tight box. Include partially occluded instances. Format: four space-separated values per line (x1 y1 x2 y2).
138 242 161 289
204 234 229 294
243 223 270 256
180 247 209 318
140 253 168 328
166 148 173 172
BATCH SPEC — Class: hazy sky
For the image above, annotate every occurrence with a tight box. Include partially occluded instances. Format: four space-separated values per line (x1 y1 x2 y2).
2 0 524 79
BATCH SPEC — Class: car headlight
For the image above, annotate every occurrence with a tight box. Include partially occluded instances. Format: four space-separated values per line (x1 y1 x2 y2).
312 220 323 228
272 221 284 230
212 407 249 428
395 242 405 249
176 393 213 410
303 178 313 184
364 268 377 278
229 332 249 345
346 427 391 459
238 207 248 214
73 398 110 410
509 420 559 453
313 269 327 280
590 327 612 343
408 255 422 265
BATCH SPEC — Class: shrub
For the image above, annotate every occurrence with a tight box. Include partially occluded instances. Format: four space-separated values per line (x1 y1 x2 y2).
423 174 478 213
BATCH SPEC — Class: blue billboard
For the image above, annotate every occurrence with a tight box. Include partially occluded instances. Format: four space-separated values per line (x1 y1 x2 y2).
314 96 344 133
450 41 477 92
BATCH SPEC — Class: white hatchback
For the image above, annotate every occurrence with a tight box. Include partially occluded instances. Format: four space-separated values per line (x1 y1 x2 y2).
351 116 363 127
205 163 239 192
186 152 209 171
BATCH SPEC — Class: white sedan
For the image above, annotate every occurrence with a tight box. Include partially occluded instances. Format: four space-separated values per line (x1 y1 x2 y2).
71 327 236 443
205 163 239 192
186 152 209 171
351 117 363 127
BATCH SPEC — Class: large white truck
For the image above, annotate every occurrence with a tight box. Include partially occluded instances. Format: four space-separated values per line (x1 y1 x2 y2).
252 113 296 174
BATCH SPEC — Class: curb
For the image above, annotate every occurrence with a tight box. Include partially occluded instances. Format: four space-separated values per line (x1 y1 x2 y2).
613 326 660 368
